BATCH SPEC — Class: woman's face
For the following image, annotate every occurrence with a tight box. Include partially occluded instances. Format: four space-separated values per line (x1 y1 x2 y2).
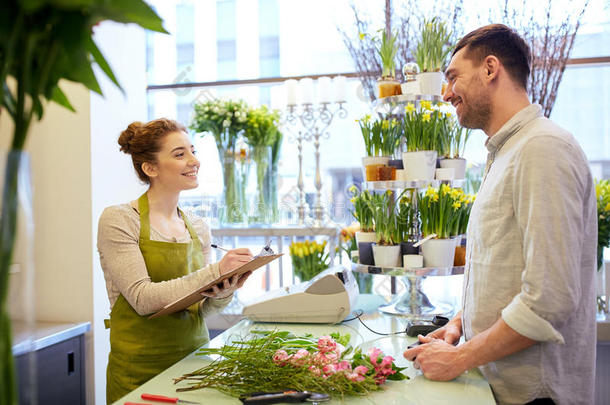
148 131 200 191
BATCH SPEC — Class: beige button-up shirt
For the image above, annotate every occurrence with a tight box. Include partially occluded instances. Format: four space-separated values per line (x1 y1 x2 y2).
463 105 597 405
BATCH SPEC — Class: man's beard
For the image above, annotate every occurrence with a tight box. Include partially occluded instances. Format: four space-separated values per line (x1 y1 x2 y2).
458 77 492 131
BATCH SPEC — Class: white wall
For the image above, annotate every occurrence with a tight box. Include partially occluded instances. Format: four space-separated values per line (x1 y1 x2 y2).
90 21 148 405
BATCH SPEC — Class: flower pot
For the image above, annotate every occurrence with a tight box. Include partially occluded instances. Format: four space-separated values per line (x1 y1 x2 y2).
358 242 375 265
421 238 456 268
362 156 390 181
440 157 467 179
355 231 376 245
249 145 273 225
400 241 420 256
388 159 404 170
435 168 455 180
403 254 424 268
418 71 443 96
400 80 420 96
377 165 396 181
454 245 466 266
372 244 402 267
401 150 437 181
378 77 401 98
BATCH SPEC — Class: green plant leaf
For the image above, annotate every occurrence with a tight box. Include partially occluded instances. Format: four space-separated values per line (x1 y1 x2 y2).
95 0 168 33
85 36 123 93
2 83 16 118
50 85 75 112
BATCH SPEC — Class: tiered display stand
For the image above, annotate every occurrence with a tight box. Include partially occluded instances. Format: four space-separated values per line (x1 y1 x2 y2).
355 94 465 320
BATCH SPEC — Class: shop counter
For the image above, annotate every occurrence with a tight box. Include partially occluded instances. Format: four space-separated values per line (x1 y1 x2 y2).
114 313 495 405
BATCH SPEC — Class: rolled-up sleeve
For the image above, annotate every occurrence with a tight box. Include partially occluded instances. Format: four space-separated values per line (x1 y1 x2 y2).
502 135 588 344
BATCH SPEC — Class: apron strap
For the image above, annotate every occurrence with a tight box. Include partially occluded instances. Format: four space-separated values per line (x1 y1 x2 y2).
179 208 203 251
138 192 151 240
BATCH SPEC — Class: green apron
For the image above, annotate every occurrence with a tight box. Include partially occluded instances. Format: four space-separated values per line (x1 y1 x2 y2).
106 193 209 404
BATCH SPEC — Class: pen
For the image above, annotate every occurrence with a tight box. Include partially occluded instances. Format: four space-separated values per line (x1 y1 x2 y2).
210 243 229 252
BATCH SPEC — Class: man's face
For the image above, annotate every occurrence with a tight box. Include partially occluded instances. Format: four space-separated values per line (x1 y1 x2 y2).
443 48 492 131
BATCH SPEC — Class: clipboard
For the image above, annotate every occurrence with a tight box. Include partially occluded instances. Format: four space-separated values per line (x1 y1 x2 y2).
148 254 282 319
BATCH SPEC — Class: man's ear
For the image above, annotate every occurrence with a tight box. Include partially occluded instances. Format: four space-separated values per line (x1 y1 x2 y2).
142 161 158 179
483 55 500 82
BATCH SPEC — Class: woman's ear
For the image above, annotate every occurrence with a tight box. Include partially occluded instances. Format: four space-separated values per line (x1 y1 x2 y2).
142 161 158 179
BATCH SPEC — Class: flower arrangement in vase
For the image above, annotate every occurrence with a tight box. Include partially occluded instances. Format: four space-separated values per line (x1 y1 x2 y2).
358 115 401 181
243 105 283 224
191 99 250 224
289 240 330 282
418 184 475 267
414 18 453 96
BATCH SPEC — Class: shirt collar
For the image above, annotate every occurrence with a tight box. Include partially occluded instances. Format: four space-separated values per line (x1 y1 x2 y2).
485 104 543 154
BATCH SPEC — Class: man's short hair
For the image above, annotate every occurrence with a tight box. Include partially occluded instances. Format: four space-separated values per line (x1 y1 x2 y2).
453 24 531 90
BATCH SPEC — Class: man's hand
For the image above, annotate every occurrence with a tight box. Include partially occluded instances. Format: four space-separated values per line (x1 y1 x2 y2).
427 314 463 345
403 335 469 381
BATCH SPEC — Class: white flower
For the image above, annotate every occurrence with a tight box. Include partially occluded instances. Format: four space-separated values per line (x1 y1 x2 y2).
238 116 247 123
235 111 241 117
213 107 220 113
222 119 231 127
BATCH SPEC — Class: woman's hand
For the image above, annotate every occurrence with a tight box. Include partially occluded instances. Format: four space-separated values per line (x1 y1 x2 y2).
201 272 252 300
218 248 253 275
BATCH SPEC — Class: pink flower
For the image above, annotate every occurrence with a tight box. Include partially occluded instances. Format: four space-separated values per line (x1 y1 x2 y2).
317 336 337 354
273 349 290 366
313 352 332 366
347 372 365 382
354 365 369 375
308 365 321 377
374 375 387 385
334 360 352 372
379 355 396 376
322 364 337 376
289 349 310 366
367 347 382 364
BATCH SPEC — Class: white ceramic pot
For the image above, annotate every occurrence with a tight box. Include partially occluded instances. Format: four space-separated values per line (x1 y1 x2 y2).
400 80 420 96
435 167 455 180
418 72 443 96
355 231 376 245
403 254 424 268
421 238 456 268
372 244 402 268
440 157 467 179
401 150 437 181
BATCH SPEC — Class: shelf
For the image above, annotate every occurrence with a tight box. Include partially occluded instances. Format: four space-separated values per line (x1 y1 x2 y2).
363 179 465 190
373 94 443 107
351 262 464 277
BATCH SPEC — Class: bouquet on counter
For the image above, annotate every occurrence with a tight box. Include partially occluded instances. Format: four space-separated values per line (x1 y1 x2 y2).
289 240 330 282
174 330 407 398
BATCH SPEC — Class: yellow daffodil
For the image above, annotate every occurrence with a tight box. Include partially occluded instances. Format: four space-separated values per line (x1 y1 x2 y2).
445 112 452 118
405 103 416 114
425 186 436 198
605 202 610 212
452 201 462 210
422 113 431 122
382 120 390 130
359 32 366 40
420 100 432 111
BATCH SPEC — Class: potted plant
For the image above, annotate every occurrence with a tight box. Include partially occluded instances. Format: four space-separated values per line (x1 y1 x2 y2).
191 99 250 224
374 29 401 98
401 100 440 181
414 18 452 96
418 184 467 268
0 1 167 403
396 191 419 257
348 186 376 265
368 191 401 267
439 111 471 179
243 105 282 224
358 115 387 181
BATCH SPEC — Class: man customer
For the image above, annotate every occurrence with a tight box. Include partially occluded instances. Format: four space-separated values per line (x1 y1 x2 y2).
403 24 597 405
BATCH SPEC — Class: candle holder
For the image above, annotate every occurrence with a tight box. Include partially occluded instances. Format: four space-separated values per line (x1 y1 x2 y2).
285 101 347 226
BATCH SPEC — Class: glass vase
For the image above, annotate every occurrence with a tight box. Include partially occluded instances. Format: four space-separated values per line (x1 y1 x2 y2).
1 151 36 404
249 146 273 225
219 148 249 225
